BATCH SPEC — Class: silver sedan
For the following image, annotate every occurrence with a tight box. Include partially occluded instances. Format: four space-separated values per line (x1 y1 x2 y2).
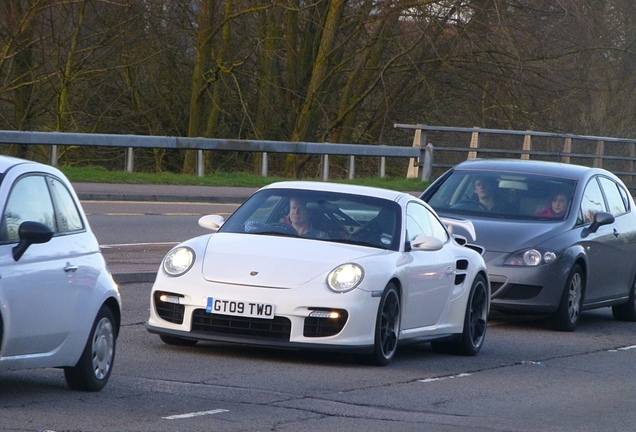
421 158 636 331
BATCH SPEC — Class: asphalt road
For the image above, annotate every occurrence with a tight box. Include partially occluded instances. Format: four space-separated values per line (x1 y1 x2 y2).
2 280 636 431
2 187 636 431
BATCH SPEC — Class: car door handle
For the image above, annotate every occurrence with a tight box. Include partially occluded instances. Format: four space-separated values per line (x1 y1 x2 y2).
64 263 79 273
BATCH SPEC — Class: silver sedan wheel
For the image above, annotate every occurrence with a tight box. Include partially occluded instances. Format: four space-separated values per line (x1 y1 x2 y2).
566 272 582 324
549 264 583 331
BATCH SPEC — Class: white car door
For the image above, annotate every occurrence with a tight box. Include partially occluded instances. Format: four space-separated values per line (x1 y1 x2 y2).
401 202 455 329
0 174 86 358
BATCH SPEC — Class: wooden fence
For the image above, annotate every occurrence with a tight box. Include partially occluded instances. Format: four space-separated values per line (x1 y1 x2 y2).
395 124 636 191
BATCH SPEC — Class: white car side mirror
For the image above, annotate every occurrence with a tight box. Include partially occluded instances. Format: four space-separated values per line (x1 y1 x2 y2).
198 214 225 232
410 235 444 251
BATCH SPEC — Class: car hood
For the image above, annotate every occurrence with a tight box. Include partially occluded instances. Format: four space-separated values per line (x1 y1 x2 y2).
440 214 566 253
201 233 384 288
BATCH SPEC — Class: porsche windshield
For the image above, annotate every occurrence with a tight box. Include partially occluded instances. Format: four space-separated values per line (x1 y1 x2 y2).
219 189 402 250
427 171 576 221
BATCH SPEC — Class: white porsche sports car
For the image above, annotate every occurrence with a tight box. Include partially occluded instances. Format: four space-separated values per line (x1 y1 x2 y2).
147 181 489 365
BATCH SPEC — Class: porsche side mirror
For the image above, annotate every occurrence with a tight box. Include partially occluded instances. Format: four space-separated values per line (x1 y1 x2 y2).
410 235 444 251
199 214 225 232
13 221 54 261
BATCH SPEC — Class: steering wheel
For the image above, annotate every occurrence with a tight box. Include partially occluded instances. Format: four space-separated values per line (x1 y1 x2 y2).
266 222 298 235
451 200 488 211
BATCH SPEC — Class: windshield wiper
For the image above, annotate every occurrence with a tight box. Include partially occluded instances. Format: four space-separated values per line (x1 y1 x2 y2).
329 238 382 249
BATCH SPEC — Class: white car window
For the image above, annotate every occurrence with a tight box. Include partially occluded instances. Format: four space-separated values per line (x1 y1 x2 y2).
406 202 447 242
2 175 56 241
48 177 84 232
427 208 449 242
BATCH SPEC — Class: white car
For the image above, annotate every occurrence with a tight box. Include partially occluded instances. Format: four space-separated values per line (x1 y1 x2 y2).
147 181 489 365
0 156 121 391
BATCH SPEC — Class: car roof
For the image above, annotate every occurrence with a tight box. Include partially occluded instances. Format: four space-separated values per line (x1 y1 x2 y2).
451 159 593 180
0 155 34 174
262 181 411 202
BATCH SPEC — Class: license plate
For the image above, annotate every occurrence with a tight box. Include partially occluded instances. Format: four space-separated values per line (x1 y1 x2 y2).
206 297 275 319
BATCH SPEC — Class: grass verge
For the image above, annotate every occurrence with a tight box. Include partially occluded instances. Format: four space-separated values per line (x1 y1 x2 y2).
60 166 430 192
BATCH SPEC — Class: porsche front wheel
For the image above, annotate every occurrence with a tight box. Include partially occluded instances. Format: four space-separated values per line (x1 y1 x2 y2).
369 282 401 366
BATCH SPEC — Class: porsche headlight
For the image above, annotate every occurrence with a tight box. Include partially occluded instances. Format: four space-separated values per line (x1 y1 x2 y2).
163 247 195 276
504 248 557 266
327 263 364 293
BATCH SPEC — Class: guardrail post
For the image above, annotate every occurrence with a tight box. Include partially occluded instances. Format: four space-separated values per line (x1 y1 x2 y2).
380 156 386 178
594 140 605 168
49 145 58 166
125 147 134 172
407 128 424 179
321 154 329 181
348 155 355 179
260 152 268 177
420 143 433 181
468 128 479 159
196 150 204 176
521 133 531 160
562 137 572 163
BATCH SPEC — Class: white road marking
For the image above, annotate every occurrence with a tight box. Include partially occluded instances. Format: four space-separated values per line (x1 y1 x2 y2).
608 345 636 352
163 409 229 420
419 373 471 383
100 242 178 248
85 211 233 216
83 200 239 206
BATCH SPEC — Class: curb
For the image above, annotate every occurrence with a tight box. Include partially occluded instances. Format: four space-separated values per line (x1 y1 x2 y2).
113 271 157 285
77 192 248 203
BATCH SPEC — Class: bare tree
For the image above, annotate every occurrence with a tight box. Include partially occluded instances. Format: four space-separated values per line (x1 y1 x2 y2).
2 0 636 176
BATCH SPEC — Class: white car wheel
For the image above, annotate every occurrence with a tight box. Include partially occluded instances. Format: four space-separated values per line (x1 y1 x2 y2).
369 282 400 366
64 305 117 391
431 274 488 356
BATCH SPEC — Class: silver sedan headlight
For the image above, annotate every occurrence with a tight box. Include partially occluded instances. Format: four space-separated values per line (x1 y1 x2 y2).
504 248 557 266
163 247 195 276
327 263 364 293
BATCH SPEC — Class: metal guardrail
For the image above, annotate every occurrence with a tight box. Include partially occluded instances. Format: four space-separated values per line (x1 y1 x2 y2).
0 130 430 181
3 127 636 188
394 124 636 191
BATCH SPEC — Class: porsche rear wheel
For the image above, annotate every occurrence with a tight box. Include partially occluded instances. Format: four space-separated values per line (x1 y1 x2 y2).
431 274 488 356
369 282 400 366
